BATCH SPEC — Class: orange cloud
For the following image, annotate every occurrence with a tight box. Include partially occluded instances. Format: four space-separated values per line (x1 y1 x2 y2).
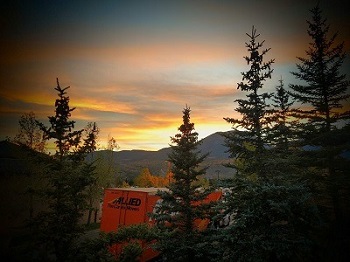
2 38 239 70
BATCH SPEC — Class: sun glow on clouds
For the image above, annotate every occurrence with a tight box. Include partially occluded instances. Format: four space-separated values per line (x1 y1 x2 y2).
70 82 238 151
75 100 136 115
1 1 349 151
98 124 177 151
96 112 232 151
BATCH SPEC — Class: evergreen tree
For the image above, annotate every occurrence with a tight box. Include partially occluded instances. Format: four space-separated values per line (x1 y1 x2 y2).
224 26 274 178
221 27 319 261
81 122 99 156
32 79 96 261
289 4 349 133
269 78 296 151
289 4 350 258
153 106 211 261
81 122 101 225
289 3 350 215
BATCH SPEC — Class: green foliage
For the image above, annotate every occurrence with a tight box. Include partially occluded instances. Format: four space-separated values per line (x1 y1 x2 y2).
28 79 98 261
134 167 154 187
153 106 212 261
29 163 92 260
73 233 116 262
117 241 143 262
37 78 83 161
224 26 274 177
80 122 102 225
289 6 350 256
217 158 321 261
222 27 320 261
268 78 297 151
289 4 350 131
217 163 320 261
92 135 121 187
75 224 158 262
93 152 119 188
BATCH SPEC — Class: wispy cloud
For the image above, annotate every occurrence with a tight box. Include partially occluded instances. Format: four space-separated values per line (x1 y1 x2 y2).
1 1 348 150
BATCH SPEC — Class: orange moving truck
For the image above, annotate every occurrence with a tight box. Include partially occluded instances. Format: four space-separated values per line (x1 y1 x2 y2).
100 187 162 261
100 187 222 261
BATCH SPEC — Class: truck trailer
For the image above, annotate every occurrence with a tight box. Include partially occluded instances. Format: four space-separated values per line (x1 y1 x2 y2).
100 187 222 261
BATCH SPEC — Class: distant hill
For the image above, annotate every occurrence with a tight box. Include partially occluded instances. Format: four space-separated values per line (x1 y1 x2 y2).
90 131 233 180
0 132 234 180
198 132 230 159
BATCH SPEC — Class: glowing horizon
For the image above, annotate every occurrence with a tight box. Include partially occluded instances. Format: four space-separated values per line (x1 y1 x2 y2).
1 1 349 151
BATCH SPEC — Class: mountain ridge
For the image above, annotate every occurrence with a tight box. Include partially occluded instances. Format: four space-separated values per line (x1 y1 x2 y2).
90 131 232 179
97 131 229 157
0 131 233 179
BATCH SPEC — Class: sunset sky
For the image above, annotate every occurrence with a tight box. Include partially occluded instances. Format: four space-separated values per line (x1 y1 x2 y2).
1 0 349 151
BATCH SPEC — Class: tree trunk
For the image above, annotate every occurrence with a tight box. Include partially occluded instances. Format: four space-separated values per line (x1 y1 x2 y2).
87 208 92 225
94 208 98 223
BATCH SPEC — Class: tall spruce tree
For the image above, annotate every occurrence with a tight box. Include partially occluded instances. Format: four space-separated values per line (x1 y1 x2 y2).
80 122 100 225
39 78 84 160
224 26 274 178
289 4 350 258
220 27 319 261
289 3 350 218
269 78 296 151
33 79 96 261
289 4 349 133
153 106 210 262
